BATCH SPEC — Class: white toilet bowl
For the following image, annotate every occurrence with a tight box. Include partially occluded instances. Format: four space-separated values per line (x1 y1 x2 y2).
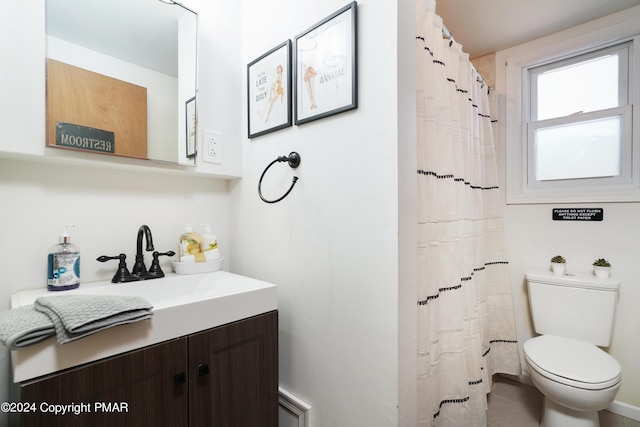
524 335 621 427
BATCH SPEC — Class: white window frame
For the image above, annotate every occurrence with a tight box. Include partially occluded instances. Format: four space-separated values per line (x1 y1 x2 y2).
527 106 632 189
497 7 640 204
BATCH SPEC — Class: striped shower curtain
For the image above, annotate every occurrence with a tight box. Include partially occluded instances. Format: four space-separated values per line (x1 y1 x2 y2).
415 1 521 426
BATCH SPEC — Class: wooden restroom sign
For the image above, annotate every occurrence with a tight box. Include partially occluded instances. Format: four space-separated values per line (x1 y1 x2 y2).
552 208 603 221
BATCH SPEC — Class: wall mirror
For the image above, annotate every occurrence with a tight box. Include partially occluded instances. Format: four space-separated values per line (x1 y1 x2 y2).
45 0 198 165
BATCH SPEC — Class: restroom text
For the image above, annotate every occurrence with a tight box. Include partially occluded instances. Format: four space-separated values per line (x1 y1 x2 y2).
58 134 113 153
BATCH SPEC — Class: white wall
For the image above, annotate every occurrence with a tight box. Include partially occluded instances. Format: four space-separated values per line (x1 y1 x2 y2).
494 7 640 412
231 0 416 425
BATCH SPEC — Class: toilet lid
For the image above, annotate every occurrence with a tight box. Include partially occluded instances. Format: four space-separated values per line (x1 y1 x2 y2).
524 335 621 385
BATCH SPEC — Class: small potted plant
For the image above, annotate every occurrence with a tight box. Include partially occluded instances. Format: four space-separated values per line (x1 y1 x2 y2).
550 255 566 275
593 258 611 279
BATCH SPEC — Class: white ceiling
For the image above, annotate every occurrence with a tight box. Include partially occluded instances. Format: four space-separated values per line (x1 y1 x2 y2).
435 0 640 58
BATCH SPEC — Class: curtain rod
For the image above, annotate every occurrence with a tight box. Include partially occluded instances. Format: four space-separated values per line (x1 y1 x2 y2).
442 24 454 42
440 23 489 90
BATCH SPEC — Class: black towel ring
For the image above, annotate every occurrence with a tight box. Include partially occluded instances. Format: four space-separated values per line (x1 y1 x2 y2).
258 152 301 204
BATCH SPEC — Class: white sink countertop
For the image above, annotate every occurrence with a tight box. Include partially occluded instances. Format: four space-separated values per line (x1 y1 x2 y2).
11 271 277 383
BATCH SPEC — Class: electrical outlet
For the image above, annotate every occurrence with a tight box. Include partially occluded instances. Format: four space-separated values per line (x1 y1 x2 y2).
202 129 222 164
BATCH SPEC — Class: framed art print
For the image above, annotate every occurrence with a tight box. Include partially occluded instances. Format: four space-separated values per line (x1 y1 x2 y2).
247 40 292 138
294 2 357 125
185 96 196 158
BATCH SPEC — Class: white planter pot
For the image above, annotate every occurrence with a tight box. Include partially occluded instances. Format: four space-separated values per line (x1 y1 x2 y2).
593 266 611 279
551 262 566 275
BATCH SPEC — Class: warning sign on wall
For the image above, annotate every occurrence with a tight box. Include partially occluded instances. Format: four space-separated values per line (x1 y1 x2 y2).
552 208 603 221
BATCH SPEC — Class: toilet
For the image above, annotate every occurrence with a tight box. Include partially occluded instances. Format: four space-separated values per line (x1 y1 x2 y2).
524 270 622 427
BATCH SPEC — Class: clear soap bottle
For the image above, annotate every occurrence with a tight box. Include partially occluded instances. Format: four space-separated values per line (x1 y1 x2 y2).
179 224 204 262
47 224 81 291
200 223 220 261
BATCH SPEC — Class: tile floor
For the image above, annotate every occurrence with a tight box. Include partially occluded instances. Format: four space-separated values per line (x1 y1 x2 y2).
487 375 640 427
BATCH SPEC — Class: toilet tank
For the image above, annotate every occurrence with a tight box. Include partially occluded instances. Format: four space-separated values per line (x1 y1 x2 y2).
525 271 620 347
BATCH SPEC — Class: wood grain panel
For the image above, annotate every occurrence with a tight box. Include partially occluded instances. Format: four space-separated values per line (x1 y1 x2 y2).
188 311 279 427
20 337 188 426
46 59 148 159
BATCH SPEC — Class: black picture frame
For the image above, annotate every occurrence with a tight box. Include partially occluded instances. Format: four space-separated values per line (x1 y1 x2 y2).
185 96 196 158
247 40 292 138
294 2 358 125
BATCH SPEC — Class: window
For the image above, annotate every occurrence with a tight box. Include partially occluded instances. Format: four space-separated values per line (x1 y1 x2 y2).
527 43 631 188
498 10 640 203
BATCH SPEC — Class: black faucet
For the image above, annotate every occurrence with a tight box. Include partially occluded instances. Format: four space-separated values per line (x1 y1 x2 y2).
97 225 175 283
132 225 154 277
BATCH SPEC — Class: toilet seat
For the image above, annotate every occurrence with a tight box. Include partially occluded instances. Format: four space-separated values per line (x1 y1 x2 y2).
524 335 621 390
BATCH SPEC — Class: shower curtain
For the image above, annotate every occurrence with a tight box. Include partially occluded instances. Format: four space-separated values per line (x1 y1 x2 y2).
415 1 521 426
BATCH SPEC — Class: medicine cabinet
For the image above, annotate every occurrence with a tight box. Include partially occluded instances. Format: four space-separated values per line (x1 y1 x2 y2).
45 0 198 165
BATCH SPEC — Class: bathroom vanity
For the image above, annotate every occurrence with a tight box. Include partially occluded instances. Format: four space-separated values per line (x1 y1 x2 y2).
10 271 278 426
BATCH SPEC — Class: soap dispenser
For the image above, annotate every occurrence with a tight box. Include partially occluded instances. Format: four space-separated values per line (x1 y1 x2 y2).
179 224 204 262
200 223 220 261
47 224 81 291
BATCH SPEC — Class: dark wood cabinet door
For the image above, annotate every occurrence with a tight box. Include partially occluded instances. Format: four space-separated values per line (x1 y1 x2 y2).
20 337 188 427
188 310 278 427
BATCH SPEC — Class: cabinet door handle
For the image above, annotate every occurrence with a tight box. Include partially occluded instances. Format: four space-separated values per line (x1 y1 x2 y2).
197 363 209 377
174 372 186 385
